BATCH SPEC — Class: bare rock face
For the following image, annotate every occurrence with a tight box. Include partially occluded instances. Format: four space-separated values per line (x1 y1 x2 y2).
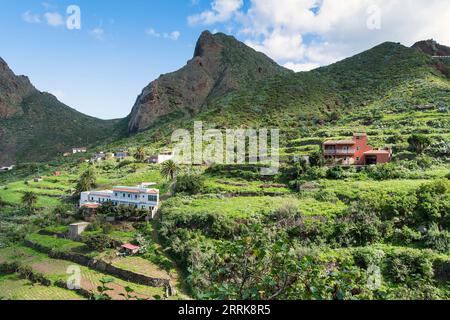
0 58 34 119
127 31 290 133
412 39 450 57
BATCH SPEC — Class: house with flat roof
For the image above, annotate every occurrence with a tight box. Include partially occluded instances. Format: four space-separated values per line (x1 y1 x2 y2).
80 183 160 219
323 133 392 166
72 147 87 154
147 151 173 164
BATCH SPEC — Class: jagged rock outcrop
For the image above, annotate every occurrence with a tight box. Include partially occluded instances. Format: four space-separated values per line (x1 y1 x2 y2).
412 39 450 57
0 57 34 119
127 31 291 133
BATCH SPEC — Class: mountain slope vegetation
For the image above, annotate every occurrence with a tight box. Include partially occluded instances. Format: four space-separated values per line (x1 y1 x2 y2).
0 58 123 166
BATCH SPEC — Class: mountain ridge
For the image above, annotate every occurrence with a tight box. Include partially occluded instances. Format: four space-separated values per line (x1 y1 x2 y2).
127 31 292 133
0 58 122 166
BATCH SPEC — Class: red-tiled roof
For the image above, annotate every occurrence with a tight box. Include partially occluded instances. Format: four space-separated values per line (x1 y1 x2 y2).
121 244 140 250
364 150 391 155
324 140 356 145
113 188 140 193
81 203 101 209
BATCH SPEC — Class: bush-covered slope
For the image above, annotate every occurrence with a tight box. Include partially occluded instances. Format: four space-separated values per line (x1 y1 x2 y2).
0 58 124 166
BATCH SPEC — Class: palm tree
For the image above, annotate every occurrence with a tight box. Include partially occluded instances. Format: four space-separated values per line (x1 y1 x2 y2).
76 167 97 194
160 160 179 181
134 147 146 162
22 192 38 210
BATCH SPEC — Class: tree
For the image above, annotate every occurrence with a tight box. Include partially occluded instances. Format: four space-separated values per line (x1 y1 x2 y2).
408 134 432 155
160 160 179 181
75 167 97 194
134 147 146 162
309 150 325 167
0 196 6 208
174 174 204 195
21 192 38 211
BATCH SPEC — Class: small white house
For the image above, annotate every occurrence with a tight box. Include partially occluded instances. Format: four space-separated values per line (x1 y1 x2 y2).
147 151 174 164
72 147 87 154
0 165 15 172
68 222 90 241
80 183 160 219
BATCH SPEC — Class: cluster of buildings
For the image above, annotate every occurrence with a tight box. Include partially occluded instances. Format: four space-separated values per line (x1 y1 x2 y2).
322 133 391 166
0 165 15 172
80 183 160 219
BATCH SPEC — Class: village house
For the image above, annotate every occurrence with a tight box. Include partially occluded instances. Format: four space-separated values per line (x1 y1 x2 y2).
323 133 392 166
147 151 173 164
72 147 87 154
0 165 15 172
80 183 160 218
120 243 141 256
114 151 129 160
90 152 107 163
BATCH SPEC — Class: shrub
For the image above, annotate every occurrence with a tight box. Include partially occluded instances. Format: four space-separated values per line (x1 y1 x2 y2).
424 225 450 254
408 134 432 155
366 163 407 180
352 248 386 269
333 204 383 247
385 251 434 284
326 166 345 179
81 233 114 251
174 174 205 195
415 180 450 227
392 226 422 245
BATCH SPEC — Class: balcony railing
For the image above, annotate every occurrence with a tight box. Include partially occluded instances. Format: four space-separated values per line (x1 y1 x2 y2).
324 149 356 155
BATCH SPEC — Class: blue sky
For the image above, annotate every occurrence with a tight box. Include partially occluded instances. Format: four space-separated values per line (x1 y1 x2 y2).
1 0 448 119
0 0 216 119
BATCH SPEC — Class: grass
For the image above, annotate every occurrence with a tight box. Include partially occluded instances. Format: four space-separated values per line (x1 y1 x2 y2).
162 195 346 219
0 246 169 300
24 234 88 254
0 274 85 300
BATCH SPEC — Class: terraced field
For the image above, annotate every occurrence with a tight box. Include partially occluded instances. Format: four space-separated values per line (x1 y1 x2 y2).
0 246 168 300
0 274 84 300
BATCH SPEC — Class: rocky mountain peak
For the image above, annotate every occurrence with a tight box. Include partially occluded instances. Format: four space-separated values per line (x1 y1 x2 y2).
127 31 290 133
412 39 450 56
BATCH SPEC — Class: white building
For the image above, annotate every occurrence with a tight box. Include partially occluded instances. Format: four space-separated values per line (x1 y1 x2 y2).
80 183 160 218
0 165 15 172
147 151 174 164
73 147 87 154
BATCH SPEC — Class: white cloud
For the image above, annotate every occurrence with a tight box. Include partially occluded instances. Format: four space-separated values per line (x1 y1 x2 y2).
146 28 181 41
90 28 105 40
44 12 64 26
146 28 161 37
191 0 450 68
245 30 305 61
188 0 243 25
22 11 41 24
167 31 181 41
284 62 320 72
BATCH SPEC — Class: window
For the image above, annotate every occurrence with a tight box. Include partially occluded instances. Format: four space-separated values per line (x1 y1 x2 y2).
123 193 126 198
356 157 360 161
148 195 158 202
115 193 118 197
135 195 138 199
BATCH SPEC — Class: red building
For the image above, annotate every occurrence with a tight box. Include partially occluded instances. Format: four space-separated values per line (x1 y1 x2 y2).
323 133 391 165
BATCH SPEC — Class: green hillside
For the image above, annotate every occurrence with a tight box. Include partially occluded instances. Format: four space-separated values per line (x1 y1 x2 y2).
1 34 449 301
